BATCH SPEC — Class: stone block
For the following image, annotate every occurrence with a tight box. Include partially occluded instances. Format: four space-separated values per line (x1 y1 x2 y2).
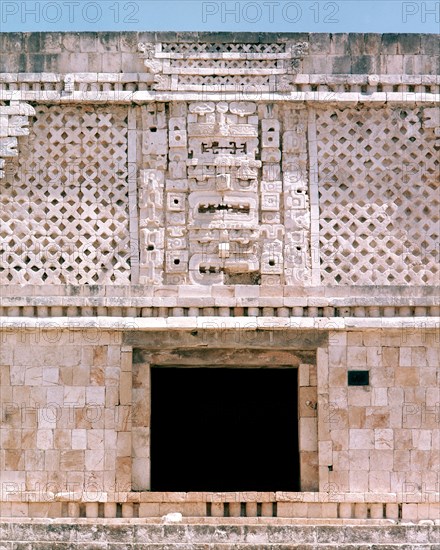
428 503 440 521
348 387 371 407
277 502 295 517
352 55 377 74
300 417 318 451
370 449 394 471
300 451 319 491
317 348 329 389
369 471 391 492
402 503 418 521
299 386 318 417
60 450 84 471
85 450 105 471
386 55 404 73
348 449 369 471
321 502 338 519
331 55 352 73
365 347 381 368
347 346 367 367
298 364 310 386
139 503 159 517
349 471 368 492
328 346 347 368
331 430 349 452
347 332 363 345
398 34 421 54
395 368 419 387
119 372 132 405
318 440 333 465
349 429 374 449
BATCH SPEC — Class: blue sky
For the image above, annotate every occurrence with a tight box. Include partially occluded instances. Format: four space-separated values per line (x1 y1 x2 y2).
0 0 439 33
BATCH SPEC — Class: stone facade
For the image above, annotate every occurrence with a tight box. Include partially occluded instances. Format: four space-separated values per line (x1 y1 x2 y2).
0 32 439 527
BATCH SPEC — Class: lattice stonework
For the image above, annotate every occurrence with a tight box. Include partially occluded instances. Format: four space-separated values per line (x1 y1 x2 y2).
0 105 131 284
138 41 308 93
317 106 440 285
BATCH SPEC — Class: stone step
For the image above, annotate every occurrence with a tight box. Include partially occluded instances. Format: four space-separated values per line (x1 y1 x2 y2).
0 521 438 548
0 543 436 550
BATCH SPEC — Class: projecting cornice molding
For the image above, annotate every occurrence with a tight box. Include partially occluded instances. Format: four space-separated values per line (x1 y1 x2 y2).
0 73 438 104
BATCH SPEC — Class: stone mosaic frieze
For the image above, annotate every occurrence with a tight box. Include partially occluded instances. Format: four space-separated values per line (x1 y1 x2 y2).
137 101 311 286
138 40 309 92
0 38 438 287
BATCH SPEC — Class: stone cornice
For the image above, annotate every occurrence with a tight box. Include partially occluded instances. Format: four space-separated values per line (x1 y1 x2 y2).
0 316 438 331
0 73 438 104
1 490 438 504
1 286 438 320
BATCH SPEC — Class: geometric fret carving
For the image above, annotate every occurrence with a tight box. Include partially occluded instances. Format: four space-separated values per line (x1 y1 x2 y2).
138 41 309 92
0 101 35 178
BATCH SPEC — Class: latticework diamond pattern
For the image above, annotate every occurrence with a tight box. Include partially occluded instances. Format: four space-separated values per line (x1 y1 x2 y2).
162 43 286 54
317 106 439 285
0 105 131 284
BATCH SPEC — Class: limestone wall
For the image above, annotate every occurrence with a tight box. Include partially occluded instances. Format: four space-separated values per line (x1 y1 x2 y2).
0 32 439 520
0 326 439 519
0 332 131 505
321 330 440 496
0 32 438 75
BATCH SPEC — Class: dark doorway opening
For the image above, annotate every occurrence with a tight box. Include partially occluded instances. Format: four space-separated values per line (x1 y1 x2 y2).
151 367 299 491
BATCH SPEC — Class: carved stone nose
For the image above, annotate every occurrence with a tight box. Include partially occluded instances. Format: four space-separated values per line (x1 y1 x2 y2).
216 173 232 191
218 242 230 259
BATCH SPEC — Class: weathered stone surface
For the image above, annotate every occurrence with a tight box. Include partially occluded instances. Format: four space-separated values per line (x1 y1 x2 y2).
0 31 439 528
0 520 438 548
